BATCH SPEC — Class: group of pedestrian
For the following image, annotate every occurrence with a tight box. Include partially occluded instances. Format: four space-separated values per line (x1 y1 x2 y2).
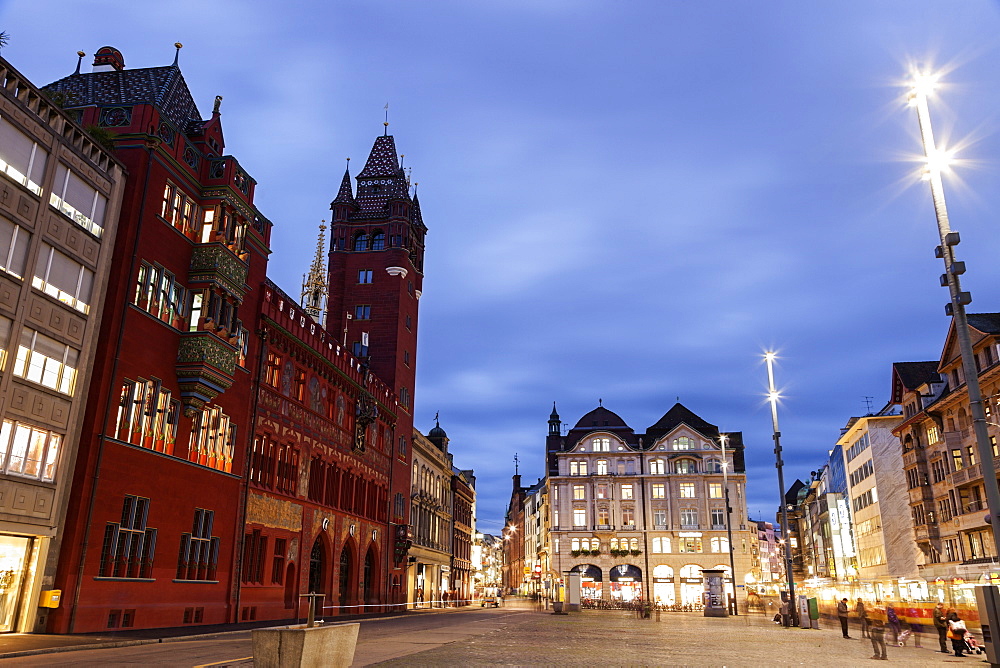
933 602 971 657
834 597 973 660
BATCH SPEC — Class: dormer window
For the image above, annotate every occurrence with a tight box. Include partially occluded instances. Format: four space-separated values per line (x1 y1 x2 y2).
596 459 608 475
592 437 610 452
673 437 694 451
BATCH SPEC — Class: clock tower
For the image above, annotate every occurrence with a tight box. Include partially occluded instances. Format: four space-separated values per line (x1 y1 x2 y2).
327 129 425 438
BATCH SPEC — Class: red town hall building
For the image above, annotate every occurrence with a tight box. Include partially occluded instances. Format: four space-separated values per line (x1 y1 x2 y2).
38 46 422 632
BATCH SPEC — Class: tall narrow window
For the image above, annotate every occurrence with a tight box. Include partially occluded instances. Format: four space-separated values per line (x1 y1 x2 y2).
176 508 220 581
99 495 157 579
0 216 30 279
0 419 61 481
33 244 95 314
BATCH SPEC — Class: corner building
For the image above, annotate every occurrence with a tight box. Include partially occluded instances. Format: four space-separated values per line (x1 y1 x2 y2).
0 56 126 633
547 403 753 606
38 46 425 632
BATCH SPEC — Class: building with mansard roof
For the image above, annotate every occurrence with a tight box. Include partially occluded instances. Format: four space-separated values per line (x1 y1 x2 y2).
546 402 754 607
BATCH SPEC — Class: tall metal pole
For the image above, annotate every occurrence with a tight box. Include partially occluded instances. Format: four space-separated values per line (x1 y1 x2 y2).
908 73 1000 560
765 352 797 625
720 434 738 615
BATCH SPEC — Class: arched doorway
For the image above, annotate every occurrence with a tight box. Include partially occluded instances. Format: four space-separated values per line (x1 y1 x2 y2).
284 563 297 609
363 547 376 606
570 564 602 600
609 564 642 602
308 537 325 594
652 565 675 605
339 544 353 611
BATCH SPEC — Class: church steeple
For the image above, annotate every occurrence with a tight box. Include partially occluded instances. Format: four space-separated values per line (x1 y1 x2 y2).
549 402 561 435
301 222 328 321
330 161 357 225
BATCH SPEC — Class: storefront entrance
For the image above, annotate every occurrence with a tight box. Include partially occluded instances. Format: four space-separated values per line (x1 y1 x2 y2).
0 536 32 633
652 565 675 605
571 564 602 600
609 564 642 602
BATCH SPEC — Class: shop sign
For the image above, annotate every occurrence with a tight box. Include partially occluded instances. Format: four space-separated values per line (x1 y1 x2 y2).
682 578 703 584
618 577 634 582
653 577 674 583
678 532 702 537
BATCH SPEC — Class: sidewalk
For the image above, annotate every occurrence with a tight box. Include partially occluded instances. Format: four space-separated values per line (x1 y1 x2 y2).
0 606 471 661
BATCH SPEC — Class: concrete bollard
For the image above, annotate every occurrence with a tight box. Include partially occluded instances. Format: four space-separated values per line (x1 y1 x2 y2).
252 622 360 668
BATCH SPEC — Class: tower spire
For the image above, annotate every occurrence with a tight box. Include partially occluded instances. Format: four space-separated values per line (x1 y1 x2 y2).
301 221 328 320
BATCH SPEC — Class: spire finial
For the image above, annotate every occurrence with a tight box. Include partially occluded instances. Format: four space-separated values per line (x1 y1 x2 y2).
383 102 389 136
434 410 440 427
301 220 329 320
173 42 183 67
598 398 603 407
74 51 85 75
514 452 519 476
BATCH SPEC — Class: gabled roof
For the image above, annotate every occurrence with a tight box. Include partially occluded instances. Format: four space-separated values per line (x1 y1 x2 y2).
646 402 719 441
939 313 1000 371
43 63 202 130
890 361 940 404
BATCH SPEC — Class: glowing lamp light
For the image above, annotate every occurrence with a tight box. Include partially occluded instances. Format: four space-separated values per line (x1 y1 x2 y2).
768 391 780 402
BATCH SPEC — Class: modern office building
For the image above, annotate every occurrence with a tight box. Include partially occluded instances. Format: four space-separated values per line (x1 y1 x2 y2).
0 55 126 633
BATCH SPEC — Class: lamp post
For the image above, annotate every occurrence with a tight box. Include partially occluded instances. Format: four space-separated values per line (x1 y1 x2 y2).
765 351 797 626
907 71 1000 560
719 434 739 615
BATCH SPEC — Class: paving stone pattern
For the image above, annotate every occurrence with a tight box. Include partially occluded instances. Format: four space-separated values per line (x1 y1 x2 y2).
370 609 971 667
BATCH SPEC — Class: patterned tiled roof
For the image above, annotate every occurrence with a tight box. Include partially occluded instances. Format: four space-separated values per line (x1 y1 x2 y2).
331 167 356 206
42 64 203 130
354 135 411 214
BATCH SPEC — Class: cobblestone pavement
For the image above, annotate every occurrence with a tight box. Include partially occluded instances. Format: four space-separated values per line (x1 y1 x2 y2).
370 608 975 667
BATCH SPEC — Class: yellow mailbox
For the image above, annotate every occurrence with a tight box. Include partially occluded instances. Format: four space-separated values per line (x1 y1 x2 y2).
39 589 61 608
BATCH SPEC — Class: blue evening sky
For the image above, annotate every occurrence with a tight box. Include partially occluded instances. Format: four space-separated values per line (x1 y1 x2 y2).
4 1 1000 535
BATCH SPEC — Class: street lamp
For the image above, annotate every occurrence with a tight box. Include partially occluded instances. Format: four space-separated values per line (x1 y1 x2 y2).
719 434 739 615
907 70 1000 560
765 351 797 625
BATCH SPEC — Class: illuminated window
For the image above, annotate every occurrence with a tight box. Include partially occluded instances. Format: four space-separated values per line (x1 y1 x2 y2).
0 418 61 481
573 484 585 500
573 508 586 526
50 163 107 237
189 405 236 473
265 352 281 387
592 437 610 451
570 461 588 476
621 484 634 500
622 508 635 526
33 243 94 314
596 459 608 475
652 483 665 499
649 459 665 474
675 459 698 474
673 437 694 450
652 537 671 554
0 314 11 371
709 483 723 499
679 482 696 498
13 328 79 394
926 425 940 444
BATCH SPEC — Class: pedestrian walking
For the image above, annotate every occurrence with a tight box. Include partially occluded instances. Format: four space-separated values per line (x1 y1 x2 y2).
933 602 948 653
855 598 869 638
886 604 900 644
837 598 851 638
905 605 922 647
947 610 968 657
869 611 888 660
